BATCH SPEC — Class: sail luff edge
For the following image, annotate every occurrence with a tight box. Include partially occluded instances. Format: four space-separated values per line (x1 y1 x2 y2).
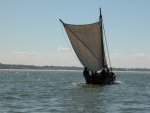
63 23 99 62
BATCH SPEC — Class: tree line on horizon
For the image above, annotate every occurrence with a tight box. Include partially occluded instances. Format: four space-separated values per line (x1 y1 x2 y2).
0 63 150 71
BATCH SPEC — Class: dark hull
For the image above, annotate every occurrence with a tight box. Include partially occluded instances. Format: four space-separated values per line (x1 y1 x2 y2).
83 72 116 85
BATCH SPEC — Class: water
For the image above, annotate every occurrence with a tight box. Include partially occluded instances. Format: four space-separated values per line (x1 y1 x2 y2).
0 70 150 113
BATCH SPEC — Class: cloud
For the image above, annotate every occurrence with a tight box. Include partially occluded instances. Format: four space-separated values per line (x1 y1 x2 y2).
0 48 82 67
132 49 138 52
132 53 146 58
110 53 150 68
57 47 70 52
0 48 150 68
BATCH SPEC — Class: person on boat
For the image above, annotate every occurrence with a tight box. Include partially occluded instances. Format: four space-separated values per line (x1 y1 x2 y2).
83 67 94 83
100 64 110 78
91 71 95 76
95 71 98 76
83 67 89 75
100 68 107 77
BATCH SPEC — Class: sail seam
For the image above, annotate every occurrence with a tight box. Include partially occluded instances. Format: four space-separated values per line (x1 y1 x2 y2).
81 26 89 68
84 25 96 70
90 24 98 70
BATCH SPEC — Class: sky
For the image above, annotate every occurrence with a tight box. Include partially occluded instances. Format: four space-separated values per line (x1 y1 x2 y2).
0 0 150 68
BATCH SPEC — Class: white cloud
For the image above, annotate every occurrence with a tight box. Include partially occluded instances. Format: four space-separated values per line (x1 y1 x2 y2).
57 47 70 52
110 53 150 68
132 53 146 58
132 49 138 52
0 48 82 67
0 48 150 68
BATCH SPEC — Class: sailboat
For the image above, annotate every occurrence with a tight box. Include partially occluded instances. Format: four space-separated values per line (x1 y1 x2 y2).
60 8 116 84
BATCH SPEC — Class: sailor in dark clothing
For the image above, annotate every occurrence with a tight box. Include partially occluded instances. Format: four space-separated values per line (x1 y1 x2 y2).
100 68 106 79
83 67 89 75
100 68 106 75
83 67 93 84
105 67 110 76
100 64 110 79
91 71 95 76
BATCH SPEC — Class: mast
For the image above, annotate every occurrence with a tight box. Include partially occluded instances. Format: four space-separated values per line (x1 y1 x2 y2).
99 8 113 72
60 9 109 71
99 8 106 68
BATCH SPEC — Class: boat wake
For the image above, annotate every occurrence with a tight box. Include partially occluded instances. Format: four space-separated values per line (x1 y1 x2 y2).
71 82 85 87
114 81 124 85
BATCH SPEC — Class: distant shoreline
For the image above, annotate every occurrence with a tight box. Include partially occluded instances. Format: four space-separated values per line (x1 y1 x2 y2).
0 63 150 71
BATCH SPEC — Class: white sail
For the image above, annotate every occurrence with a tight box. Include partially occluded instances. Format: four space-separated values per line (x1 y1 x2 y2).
62 22 107 71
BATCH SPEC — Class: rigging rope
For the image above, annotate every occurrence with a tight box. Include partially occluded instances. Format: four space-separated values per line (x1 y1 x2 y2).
59 22 82 66
102 22 113 72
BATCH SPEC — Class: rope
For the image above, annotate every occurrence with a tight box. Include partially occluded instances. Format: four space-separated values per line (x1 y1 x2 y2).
102 22 113 72
59 22 82 65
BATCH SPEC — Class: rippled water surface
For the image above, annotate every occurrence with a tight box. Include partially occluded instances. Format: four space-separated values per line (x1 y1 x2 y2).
0 70 150 113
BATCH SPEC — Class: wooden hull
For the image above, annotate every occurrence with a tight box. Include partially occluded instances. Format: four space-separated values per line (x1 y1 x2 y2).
83 72 116 85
